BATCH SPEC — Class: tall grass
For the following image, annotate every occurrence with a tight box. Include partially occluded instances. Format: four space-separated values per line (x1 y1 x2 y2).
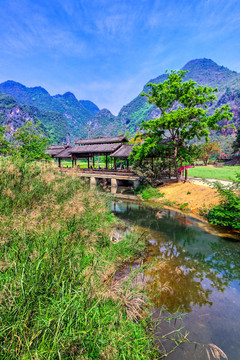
0 158 158 359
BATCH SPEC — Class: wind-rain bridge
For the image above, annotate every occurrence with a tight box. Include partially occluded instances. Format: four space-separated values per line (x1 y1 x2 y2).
46 135 140 191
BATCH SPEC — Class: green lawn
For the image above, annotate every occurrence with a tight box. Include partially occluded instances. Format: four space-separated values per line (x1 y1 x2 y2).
188 165 240 181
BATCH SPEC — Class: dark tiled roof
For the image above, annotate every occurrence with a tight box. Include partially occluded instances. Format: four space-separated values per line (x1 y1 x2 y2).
110 144 133 158
70 143 121 154
46 144 70 156
45 145 66 156
75 135 129 145
54 147 72 158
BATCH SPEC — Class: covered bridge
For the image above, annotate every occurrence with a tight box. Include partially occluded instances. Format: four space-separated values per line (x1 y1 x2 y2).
50 135 133 170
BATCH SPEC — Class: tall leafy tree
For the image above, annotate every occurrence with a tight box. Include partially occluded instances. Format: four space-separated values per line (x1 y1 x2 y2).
133 70 233 181
199 141 220 165
13 121 50 161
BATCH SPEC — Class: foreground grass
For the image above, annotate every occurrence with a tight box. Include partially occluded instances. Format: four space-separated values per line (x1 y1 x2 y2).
188 165 240 181
0 159 158 359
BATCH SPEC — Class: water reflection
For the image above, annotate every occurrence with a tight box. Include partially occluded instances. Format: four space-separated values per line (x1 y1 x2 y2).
112 200 240 359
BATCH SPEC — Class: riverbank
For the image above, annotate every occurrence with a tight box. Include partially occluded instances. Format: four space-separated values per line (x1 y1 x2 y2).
156 181 220 215
0 159 158 359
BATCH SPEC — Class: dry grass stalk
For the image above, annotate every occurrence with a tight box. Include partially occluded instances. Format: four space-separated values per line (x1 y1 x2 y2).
207 344 228 360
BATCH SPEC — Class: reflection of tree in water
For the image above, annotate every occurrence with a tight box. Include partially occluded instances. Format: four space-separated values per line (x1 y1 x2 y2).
114 202 240 314
205 243 240 284
145 241 228 313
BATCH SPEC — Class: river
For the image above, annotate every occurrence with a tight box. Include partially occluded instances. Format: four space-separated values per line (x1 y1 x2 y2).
112 199 240 360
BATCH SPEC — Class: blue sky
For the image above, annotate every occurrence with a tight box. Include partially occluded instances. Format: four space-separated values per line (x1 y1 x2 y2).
0 0 239 114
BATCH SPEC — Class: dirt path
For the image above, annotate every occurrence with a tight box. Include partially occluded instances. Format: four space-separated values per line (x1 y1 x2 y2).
189 177 233 187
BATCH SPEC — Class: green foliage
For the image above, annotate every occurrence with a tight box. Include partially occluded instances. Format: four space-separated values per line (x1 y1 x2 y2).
0 125 10 155
0 159 158 359
199 141 220 165
180 203 189 210
207 174 240 230
133 70 233 181
12 121 50 160
135 184 164 199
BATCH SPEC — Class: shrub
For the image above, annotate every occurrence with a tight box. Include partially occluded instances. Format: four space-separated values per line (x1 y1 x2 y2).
207 174 240 231
135 184 164 199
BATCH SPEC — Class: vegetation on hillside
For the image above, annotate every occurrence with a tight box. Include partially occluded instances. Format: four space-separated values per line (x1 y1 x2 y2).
0 58 239 142
0 159 159 359
0 93 68 143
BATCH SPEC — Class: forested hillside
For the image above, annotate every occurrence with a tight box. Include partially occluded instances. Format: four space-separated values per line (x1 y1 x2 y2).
0 94 69 143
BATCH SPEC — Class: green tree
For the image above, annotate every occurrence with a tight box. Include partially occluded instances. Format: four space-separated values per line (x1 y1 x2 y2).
133 70 233 181
13 121 50 161
232 127 240 154
199 141 220 165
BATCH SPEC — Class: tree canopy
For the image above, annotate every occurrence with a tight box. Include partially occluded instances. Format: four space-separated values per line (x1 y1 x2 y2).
132 70 233 181
12 121 50 161
199 141 220 165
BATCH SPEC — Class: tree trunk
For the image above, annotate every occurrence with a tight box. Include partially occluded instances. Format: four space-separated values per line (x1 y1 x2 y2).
174 147 180 182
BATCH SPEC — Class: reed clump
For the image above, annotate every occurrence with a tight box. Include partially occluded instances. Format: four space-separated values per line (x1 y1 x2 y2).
0 158 157 359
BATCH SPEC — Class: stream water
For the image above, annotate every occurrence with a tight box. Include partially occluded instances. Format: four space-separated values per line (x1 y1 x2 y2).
112 200 240 360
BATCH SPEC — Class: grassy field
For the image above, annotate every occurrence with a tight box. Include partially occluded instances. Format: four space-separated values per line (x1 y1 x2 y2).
188 165 240 181
0 158 159 359
55 157 129 169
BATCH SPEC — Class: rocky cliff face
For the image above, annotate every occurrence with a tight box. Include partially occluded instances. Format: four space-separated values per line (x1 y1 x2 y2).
87 108 121 138
0 94 69 143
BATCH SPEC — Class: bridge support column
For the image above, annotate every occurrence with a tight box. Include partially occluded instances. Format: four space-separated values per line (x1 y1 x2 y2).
133 179 140 189
111 178 118 193
90 176 97 187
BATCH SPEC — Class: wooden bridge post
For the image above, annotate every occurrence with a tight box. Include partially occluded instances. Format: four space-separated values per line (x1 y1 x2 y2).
111 178 118 194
